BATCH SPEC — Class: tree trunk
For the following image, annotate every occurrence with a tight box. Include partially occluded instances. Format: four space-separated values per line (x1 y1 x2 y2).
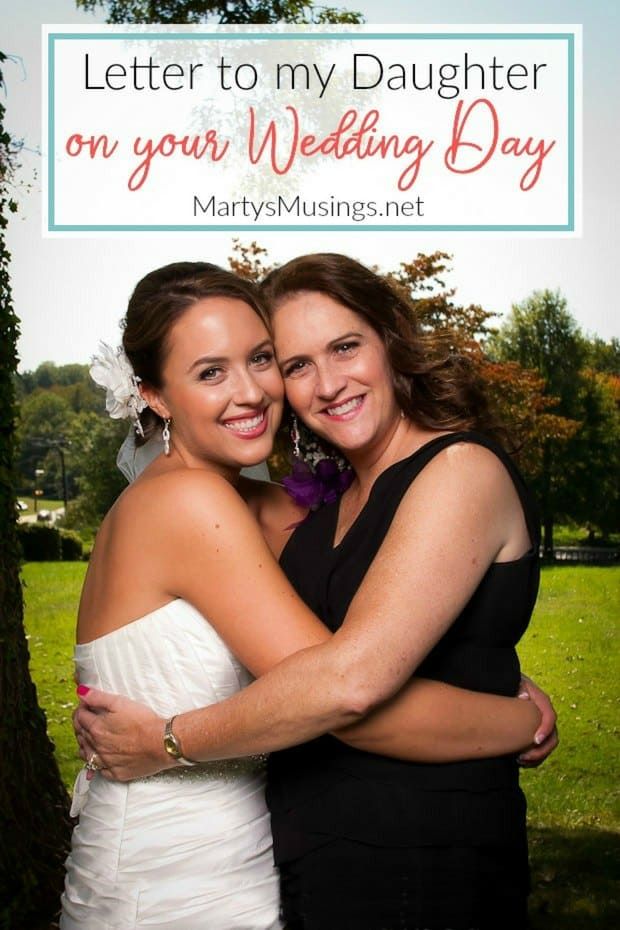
0 552 73 929
542 514 554 559
1 54 72 930
541 441 554 558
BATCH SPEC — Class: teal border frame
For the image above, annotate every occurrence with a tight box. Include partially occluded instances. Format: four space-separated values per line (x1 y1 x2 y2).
46 31 577 233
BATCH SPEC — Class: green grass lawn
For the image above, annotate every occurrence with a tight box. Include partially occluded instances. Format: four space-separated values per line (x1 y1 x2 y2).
22 562 620 928
519 567 619 829
517 567 620 927
22 562 85 785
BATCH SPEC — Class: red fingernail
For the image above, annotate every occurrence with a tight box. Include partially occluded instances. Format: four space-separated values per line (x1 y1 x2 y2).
77 685 90 696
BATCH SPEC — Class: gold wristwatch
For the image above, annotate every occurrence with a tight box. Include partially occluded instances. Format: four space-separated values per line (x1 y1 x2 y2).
163 716 197 767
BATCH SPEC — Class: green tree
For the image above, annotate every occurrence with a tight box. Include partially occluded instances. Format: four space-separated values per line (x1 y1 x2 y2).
385 258 583 485
0 52 72 930
16 365 105 499
561 369 620 539
488 289 619 551
488 289 586 409
583 335 620 376
18 361 102 413
63 414 129 535
17 391 75 497
76 0 363 24
33 362 88 388
19 390 72 439
17 362 101 396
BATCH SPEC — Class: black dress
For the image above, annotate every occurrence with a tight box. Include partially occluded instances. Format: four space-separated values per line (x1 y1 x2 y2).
269 432 540 930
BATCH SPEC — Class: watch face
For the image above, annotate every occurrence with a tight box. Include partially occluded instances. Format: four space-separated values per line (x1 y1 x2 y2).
164 734 180 758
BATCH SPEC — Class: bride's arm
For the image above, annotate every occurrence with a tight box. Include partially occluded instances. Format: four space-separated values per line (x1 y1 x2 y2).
76 459 549 777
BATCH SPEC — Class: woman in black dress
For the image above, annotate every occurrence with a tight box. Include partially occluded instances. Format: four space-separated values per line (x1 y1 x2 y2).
78 254 554 929
260 254 541 930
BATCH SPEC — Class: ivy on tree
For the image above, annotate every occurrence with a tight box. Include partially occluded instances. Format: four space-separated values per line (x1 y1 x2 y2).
0 51 72 930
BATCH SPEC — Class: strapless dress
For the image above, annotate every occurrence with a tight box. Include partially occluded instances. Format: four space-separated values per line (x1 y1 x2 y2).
60 599 282 930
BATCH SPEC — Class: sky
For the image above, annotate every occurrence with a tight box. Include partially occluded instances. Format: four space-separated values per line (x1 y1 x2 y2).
2 0 618 372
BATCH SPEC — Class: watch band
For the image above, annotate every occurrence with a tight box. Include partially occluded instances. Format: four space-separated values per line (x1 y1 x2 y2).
163 716 197 766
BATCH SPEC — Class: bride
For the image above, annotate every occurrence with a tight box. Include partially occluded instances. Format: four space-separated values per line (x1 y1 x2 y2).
62 261 553 929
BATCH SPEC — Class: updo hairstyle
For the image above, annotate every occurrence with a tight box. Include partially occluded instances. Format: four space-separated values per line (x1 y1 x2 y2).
122 262 268 443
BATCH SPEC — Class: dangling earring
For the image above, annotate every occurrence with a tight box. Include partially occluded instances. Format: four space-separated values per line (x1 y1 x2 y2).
162 418 171 456
290 415 301 459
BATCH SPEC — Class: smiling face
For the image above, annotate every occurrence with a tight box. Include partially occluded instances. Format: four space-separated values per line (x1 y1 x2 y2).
273 291 401 460
142 296 283 478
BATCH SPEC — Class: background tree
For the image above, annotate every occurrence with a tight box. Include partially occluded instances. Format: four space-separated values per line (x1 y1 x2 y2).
488 289 587 409
228 237 276 281
558 368 620 540
16 391 74 498
480 360 579 478
488 289 619 551
75 0 363 24
0 53 72 930
582 335 620 376
63 414 129 537
387 261 587 510
15 363 105 500
17 361 102 414
388 251 498 346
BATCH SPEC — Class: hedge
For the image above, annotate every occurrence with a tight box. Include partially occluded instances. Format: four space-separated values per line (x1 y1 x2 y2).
18 524 84 562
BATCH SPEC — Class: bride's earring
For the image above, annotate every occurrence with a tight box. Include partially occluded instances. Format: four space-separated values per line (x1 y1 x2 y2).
290 415 301 459
162 418 171 456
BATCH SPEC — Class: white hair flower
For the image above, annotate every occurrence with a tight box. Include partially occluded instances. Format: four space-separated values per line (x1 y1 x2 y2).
90 343 147 435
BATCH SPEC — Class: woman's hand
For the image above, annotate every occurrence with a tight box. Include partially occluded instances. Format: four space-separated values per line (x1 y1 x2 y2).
73 686 174 781
516 675 559 766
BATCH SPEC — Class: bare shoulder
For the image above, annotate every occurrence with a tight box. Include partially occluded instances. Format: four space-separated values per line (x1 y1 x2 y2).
115 468 250 538
414 439 517 500
388 439 528 558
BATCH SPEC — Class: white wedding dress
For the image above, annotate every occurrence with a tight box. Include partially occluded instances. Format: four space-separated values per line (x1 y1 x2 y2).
60 599 282 930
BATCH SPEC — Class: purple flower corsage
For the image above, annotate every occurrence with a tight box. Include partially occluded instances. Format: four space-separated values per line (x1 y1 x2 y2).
283 458 354 510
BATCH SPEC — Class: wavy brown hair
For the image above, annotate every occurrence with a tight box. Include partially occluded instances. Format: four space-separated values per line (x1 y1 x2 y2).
261 252 506 444
122 262 269 443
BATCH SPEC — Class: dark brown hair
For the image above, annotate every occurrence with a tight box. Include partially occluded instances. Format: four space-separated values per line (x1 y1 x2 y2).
122 262 268 442
261 252 503 441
